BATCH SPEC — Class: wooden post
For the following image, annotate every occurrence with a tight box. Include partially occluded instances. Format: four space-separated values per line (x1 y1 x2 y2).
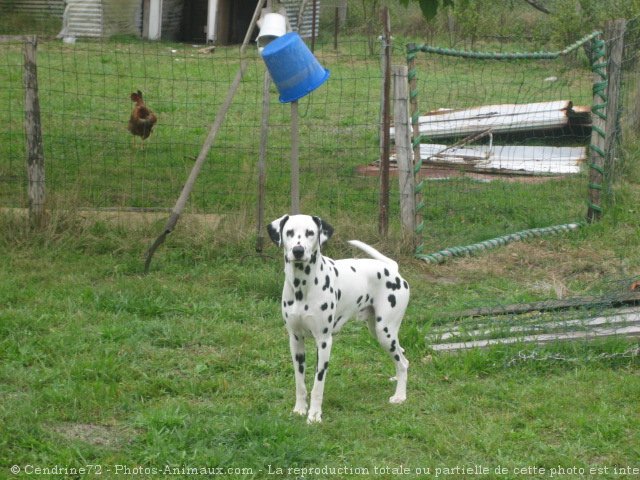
586 35 607 223
290 100 300 214
255 71 271 252
408 44 421 169
603 19 626 177
393 65 416 238
378 7 391 237
333 6 339 50
407 43 425 248
23 35 45 227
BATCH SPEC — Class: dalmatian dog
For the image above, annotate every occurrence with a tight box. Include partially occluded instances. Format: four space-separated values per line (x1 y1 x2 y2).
268 214 410 423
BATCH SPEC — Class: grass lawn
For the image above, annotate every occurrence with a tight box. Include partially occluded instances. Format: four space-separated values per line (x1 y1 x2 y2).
1 207 639 479
1 32 639 479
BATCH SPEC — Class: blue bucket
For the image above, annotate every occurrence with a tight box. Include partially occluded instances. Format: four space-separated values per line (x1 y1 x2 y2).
261 32 330 103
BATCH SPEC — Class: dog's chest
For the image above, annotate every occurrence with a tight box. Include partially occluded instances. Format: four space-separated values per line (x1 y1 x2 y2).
281 255 392 333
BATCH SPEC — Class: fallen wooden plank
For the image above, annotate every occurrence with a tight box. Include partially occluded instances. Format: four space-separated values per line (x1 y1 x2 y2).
448 291 640 319
414 144 586 175
430 324 640 352
428 307 640 342
391 100 581 140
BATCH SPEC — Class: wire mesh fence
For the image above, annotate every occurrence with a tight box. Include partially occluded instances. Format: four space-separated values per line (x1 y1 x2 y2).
0 16 638 253
405 18 640 258
0 35 388 225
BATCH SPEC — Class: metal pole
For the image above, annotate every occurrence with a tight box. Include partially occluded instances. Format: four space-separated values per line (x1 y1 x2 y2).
290 100 300 214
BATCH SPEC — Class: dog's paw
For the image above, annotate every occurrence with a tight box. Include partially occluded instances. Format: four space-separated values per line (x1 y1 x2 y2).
389 394 406 404
306 410 322 424
293 403 308 416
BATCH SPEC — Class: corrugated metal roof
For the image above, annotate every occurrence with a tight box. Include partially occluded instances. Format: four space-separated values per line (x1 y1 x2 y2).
0 0 64 17
60 0 103 37
281 0 321 39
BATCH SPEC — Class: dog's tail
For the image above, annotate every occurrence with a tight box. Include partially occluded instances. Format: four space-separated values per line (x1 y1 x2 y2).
348 240 398 269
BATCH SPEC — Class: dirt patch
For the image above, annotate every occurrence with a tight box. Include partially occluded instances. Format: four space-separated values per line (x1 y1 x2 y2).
356 163 566 184
49 422 135 448
0 208 222 231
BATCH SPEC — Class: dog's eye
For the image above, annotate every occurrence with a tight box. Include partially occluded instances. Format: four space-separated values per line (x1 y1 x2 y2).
305 230 315 238
286 229 294 238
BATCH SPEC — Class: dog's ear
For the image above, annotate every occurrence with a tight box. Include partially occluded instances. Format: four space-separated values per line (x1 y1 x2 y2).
267 215 289 246
312 216 334 246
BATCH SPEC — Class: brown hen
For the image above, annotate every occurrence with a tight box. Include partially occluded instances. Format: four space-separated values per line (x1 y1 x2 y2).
128 90 157 148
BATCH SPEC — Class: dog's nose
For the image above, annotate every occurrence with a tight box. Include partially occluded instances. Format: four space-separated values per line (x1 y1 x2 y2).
292 245 305 260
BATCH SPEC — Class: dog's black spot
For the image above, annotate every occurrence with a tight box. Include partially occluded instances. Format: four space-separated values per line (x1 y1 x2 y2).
384 268 390 277
295 290 303 301
294 335 299 341
317 362 329 382
320 264 324 271
295 353 305 374
286 229 294 238
376 316 382 322
305 229 314 238
302 280 306 286
403 280 409 289
365 294 370 302
314 277 319 285
383 327 388 332
310 251 317 264
394 354 400 362
390 340 396 352
287 300 294 306
283 301 286 307
294 278 300 287
328 259 335 266
322 275 330 291
377 272 382 279
304 266 311 275
330 302 334 309
321 302 328 311
321 342 327 349
323 327 328 334
330 287 334 294
386 277 402 291
388 294 396 307
295 263 304 271
334 267 339 276
334 316 342 327
329 315 334 324
351 266 356 272
305 304 309 311
357 295 363 305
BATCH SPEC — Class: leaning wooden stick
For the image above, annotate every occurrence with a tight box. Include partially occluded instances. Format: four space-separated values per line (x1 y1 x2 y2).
144 0 266 273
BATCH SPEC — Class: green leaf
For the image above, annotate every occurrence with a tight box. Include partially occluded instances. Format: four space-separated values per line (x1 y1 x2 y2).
418 0 441 20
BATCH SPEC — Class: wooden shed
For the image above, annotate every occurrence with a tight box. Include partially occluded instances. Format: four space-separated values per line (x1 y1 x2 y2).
1 0 320 43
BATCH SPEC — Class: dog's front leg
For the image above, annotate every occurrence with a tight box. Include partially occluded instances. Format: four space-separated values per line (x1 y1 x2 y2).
307 335 333 423
289 333 308 416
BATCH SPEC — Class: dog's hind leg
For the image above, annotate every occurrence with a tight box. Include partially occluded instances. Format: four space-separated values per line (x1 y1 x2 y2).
289 333 308 416
373 312 409 404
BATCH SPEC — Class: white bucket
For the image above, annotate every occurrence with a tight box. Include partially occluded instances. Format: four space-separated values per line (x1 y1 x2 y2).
257 13 287 52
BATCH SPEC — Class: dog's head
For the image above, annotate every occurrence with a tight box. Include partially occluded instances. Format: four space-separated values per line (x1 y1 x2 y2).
267 214 334 264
